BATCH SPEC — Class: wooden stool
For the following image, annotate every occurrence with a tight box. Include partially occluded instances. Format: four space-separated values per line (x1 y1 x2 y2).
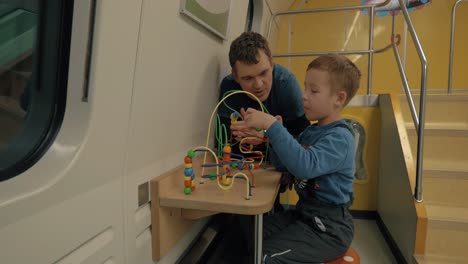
325 247 360 264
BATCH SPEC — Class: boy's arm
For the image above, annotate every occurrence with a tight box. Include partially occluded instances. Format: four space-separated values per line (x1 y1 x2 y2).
265 121 352 179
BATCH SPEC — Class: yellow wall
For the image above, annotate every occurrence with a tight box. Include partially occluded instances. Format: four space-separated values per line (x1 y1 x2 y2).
273 0 468 94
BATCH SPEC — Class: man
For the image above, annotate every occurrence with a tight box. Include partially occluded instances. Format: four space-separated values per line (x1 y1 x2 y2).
217 31 309 150
213 32 312 262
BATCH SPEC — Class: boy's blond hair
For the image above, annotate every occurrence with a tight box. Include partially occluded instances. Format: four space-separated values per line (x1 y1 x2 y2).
307 54 361 105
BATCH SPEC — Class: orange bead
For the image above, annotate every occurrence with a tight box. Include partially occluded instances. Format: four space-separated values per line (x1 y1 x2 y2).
222 165 230 174
223 145 231 153
184 180 191 187
184 156 192 164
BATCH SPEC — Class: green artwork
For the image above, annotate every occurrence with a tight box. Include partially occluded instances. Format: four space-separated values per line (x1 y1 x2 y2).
180 0 231 40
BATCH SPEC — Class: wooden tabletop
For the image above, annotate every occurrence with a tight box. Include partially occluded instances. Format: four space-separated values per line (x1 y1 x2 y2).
150 155 282 261
158 163 282 215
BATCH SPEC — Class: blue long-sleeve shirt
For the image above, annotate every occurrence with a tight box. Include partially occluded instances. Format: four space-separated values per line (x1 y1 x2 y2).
266 119 355 205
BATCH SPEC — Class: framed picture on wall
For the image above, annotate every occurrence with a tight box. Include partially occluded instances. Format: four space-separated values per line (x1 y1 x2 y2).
180 0 231 40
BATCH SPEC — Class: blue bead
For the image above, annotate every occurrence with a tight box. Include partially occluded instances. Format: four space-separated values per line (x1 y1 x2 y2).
184 168 193 176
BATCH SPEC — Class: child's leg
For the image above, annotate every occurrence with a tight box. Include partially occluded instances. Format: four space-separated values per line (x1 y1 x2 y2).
263 209 299 240
262 209 353 264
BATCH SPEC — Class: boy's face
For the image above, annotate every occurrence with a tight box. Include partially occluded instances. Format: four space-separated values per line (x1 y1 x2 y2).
232 49 273 102
303 69 345 125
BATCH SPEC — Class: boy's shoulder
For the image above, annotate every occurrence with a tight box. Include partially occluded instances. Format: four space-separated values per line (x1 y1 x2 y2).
301 120 354 140
331 120 354 137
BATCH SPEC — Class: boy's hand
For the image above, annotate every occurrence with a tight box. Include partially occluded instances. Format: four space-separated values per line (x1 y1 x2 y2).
243 108 276 131
275 115 283 125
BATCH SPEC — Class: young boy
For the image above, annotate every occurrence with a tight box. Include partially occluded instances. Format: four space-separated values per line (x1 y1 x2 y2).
243 54 361 263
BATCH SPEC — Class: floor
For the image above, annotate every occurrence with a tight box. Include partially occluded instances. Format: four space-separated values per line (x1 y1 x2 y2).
352 219 397 264
196 216 397 264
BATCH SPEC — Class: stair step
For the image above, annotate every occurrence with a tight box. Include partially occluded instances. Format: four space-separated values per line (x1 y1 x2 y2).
414 254 468 264
406 125 468 136
405 126 468 164
425 205 468 259
426 204 468 227
399 94 468 125
424 170 468 207
425 168 468 179
423 160 468 172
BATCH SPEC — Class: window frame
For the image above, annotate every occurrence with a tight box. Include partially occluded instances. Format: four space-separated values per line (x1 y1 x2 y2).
0 1 74 182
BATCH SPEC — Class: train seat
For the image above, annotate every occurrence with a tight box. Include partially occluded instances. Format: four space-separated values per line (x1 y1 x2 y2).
325 247 360 264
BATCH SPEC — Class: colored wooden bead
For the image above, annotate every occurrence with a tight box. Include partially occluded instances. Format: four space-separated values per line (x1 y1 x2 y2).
187 150 195 158
185 163 192 168
184 156 192 164
184 168 193 176
223 145 231 153
184 176 191 181
209 172 217 181
184 187 192 195
184 180 191 187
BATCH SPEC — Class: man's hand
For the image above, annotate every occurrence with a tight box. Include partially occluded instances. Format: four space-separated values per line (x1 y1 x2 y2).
231 120 264 145
279 172 294 193
230 108 264 145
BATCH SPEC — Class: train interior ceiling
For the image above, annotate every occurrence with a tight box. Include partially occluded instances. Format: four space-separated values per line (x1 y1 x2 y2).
0 0 467 264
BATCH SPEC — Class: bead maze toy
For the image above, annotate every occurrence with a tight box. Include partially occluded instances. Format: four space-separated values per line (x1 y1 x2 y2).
182 91 270 200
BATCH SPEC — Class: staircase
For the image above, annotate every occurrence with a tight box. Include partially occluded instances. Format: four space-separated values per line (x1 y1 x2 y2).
399 94 468 264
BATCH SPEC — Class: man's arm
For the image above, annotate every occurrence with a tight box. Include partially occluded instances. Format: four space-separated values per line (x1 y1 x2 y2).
283 114 310 137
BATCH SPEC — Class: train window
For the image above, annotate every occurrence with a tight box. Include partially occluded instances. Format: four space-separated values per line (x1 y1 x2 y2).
246 0 263 33
0 1 73 182
245 0 254 31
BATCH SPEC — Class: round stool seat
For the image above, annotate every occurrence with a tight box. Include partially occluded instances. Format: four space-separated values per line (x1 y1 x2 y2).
326 247 360 264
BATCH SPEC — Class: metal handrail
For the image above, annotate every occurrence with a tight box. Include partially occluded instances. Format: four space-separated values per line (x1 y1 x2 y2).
395 0 428 202
266 0 428 202
448 0 468 93
266 0 391 95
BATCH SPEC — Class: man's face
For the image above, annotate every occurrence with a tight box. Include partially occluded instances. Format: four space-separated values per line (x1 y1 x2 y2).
232 50 273 102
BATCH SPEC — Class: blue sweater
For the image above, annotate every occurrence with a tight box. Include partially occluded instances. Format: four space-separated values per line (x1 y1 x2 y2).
266 120 355 205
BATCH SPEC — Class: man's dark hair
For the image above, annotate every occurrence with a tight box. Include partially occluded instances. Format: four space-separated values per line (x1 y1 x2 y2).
229 32 272 69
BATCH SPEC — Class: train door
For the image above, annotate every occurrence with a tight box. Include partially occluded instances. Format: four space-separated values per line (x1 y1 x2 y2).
0 1 142 263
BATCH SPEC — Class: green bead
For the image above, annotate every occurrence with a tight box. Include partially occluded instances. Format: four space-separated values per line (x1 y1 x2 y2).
231 162 238 168
187 150 195 158
184 187 192 195
255 127 262 132
209 172 217 181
